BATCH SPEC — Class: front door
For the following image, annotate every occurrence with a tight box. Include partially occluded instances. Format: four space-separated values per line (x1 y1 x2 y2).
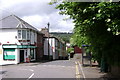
20 50 24 62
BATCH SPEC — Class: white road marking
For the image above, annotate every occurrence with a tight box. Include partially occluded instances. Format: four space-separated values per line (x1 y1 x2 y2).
19 69 28 71
19 69 34 72
41 65 75 68
16 68 35 80
78 61 86 79
28 66 36 67
61 66 66 67
27 73 34 80
29 69 34 72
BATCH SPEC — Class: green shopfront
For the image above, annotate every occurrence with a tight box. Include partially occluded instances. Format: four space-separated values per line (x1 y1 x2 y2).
2 44 36 63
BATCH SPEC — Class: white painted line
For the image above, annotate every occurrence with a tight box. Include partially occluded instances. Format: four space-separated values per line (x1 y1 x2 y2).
19 69 34 72
28 66 36 67
42 65 47 66
75 61 77 65
27 73 34 80
19 69 28 71
78 61 86 79
29 69 34 72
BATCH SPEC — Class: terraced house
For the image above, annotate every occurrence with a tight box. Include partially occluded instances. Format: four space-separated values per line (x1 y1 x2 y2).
41 28 67 60
0 15 44 65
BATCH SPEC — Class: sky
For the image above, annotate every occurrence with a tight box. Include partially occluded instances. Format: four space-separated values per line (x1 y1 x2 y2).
0 0 74 32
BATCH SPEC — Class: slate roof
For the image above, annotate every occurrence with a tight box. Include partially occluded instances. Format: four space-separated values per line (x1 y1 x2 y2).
0 15 39 32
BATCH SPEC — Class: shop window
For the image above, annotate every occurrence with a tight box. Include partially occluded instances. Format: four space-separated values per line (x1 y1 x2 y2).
3 48 15 60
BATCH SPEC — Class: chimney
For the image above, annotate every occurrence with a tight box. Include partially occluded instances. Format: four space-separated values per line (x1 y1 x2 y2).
41 27 49 37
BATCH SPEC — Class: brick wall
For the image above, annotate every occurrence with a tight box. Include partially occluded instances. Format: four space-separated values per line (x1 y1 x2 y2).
36 33 44 61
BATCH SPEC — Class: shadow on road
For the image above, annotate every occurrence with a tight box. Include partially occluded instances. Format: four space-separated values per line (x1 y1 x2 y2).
0 71 7 74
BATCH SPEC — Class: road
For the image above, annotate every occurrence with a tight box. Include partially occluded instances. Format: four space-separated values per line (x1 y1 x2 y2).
1 60 83 79
1 59 105 80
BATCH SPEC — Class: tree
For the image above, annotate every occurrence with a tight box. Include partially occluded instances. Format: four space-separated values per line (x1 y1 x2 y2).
55 2 120 73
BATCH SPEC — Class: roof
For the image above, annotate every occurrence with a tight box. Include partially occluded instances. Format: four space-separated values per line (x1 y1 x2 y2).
40 28 65 44
0 15 42 34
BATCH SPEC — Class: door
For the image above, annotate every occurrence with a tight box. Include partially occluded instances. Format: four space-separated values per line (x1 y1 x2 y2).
20 50 24 62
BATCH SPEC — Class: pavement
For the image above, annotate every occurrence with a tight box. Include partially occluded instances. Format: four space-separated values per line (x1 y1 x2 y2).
70 58 107 79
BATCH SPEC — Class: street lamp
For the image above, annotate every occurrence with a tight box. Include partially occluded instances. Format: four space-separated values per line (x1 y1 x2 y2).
47 22 50 60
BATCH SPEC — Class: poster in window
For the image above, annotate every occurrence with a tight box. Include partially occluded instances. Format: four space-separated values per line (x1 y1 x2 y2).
3 49 15 60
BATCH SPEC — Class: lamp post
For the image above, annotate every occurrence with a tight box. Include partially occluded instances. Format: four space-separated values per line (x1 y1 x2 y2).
47 22 50 60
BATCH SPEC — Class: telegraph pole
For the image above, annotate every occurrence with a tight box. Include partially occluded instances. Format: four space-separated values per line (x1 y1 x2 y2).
47 22 50 60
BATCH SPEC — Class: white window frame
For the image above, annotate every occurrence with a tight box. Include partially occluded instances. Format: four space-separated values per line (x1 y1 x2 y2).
22 30 27 40
18 30 22 39
17 29 30 40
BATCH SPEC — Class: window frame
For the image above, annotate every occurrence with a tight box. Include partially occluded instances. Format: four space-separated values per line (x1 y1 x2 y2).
17 29 30 40
18 30 22 39
22 30 27 39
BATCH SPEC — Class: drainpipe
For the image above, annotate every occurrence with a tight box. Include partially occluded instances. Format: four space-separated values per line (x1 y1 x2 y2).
47 22 50 60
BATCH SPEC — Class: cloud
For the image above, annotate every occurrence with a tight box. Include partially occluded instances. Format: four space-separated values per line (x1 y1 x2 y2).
1 0 56 16
0 0 74 32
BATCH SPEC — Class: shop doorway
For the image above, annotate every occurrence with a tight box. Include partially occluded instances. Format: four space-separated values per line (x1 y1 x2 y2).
20 50 24 63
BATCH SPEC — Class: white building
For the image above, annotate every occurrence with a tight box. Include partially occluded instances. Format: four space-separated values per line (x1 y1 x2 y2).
0 15 40 65
44 37 59 60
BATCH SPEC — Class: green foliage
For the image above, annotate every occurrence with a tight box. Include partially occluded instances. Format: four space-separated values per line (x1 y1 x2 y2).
70 26 90 47
67 48 74 53
50 32 72 43
56 2 120 66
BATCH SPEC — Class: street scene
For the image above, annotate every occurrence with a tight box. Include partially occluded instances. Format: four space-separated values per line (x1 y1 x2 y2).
0 0 120 80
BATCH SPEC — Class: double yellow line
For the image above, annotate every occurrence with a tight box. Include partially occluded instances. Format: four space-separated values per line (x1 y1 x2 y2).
75 61 80 80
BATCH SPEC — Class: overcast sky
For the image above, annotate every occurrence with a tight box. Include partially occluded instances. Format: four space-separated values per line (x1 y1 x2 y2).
0 0 74 32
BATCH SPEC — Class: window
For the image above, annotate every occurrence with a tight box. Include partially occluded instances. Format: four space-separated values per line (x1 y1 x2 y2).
18 30 21 39
3 48 15 60
18 29 30 40
22 30 26 39
30 49 34 59
27 30 30 40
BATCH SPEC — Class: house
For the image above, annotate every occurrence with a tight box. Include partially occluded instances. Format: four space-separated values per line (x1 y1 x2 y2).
73 45 82 54
59 41 67 59
0 15 44 65
36 32 44 61
41 28 67 60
